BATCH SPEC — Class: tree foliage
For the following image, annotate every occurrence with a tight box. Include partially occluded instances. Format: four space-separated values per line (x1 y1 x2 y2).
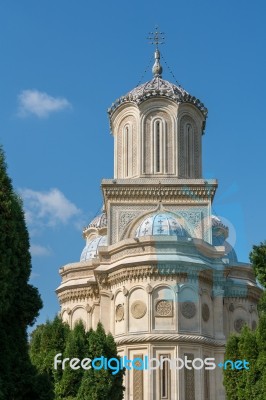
0 146 44 399
77 323 124 400
223 240 266 399
250 241 266 287
30 317 124 400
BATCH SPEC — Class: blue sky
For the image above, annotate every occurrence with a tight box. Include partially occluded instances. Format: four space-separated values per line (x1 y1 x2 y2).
0 0 265 328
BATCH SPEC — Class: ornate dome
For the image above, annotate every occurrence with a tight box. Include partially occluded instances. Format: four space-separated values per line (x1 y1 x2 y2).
108 76 207 120
80 235 107 262
211 216 237 263
108 48 207 125
225 242 238 263
86 212 107 229
135 212 188 238
212 215 229 244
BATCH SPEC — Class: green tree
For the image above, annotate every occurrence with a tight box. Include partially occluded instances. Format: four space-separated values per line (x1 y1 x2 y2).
56 321 87 400
223 335 241 400
77 322 124 400
30 315 70 396
250 241 266 287
0 146 43 399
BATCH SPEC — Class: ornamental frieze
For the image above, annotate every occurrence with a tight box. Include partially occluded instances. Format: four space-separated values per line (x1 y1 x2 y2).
103 186 216 202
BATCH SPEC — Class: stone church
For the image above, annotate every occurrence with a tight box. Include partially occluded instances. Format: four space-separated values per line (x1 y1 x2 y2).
56 46 260 400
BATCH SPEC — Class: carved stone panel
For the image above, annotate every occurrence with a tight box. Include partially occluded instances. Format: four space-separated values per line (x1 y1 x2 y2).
155 300 173 317
133 355 143 400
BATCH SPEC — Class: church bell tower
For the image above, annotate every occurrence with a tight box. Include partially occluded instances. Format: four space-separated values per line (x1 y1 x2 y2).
57 30 261 400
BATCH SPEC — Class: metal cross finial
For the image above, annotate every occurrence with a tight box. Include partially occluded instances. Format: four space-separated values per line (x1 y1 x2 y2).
148 27 164 77
147 26 165 49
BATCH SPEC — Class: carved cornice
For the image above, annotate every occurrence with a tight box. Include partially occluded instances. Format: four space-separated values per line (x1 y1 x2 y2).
115 333 226 347
57 286 99 304
95 265 188 288
102 179 217 202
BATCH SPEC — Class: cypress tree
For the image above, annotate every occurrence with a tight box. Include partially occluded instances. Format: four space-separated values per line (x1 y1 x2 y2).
77 322 124 400
223 335 241 400
0 146 43 399
56 321 87 400
30 315 70 397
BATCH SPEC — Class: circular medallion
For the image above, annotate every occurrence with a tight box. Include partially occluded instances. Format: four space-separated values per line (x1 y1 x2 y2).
202 303 210 322
156 300 172 316
131 300 147 319
115 304 124 322
252 320 257 331
234 318 245 333
181 301 196 319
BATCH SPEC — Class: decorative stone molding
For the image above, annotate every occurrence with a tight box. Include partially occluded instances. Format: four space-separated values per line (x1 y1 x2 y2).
228 303 234 312
123 286 129 296
181 301 197 319
155 300 173 317
202 303 210 322
234 318 245 333
85 304 92 313
115 333 226 347
103 185 217 203
249 304 255 313
115 304 124 322
146 284 153 294
57 286 99 303
106 265 187 287
67 308 71 315
131 300 147 319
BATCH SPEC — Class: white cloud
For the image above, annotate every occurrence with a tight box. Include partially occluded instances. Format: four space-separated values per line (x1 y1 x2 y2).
30 244 51 257
30 272 40 280
20 188 81 228
17 89 71 118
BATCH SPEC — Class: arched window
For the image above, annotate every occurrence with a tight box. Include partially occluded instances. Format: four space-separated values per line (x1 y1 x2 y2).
156 120 161 172
153 119 164 173
124 125 132 177
185 123 194 178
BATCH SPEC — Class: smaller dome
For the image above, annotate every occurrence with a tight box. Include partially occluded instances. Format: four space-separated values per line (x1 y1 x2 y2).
212 215 229 243
80 235 107 262
225 241 238 263
86 212 107 229
135 212 188 238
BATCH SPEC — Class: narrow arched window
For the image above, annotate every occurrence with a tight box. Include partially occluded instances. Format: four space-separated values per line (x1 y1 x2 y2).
124 126 129 177
153 119 163 173
156 121 161 172
185 123 194 178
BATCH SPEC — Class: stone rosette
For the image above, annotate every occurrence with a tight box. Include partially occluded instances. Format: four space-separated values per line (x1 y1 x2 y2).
115 304 124 322
131 300 147 319
181 301 196 319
